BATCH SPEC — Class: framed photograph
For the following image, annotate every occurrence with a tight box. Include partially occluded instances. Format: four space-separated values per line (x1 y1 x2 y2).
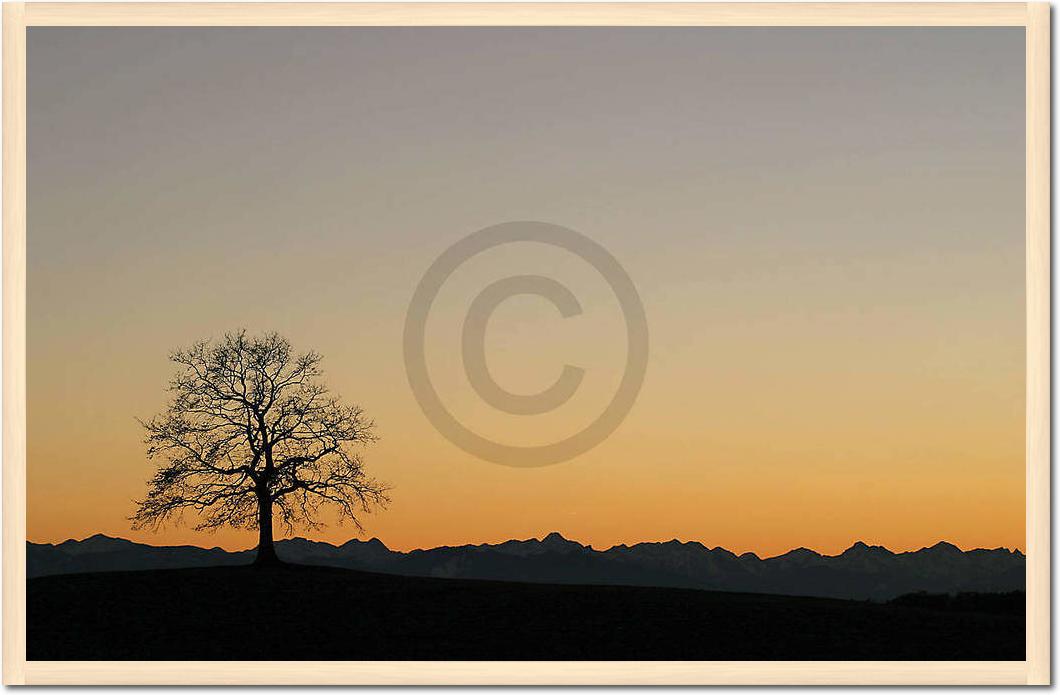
3 1 1050 686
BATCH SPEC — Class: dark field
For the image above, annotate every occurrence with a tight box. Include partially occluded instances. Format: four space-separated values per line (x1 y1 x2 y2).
28 564 1024 660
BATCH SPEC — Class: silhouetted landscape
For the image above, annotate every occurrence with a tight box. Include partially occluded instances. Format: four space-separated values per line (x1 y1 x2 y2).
27 533 1025 661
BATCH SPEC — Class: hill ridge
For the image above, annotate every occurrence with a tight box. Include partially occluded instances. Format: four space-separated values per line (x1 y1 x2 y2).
28 564 1025 661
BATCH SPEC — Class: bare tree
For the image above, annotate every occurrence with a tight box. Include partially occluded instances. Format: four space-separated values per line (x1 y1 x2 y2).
132 330 389 565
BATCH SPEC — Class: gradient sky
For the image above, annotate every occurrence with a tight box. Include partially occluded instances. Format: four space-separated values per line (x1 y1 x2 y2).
27 28 1025 556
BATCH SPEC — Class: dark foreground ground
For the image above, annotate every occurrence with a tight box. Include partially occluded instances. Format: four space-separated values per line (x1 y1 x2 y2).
28 564 1024 660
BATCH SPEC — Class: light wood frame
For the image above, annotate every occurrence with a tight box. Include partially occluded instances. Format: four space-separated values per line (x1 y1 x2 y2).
1 2 1050 685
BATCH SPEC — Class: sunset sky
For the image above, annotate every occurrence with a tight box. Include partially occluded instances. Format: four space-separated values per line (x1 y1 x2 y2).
27 27 1024 557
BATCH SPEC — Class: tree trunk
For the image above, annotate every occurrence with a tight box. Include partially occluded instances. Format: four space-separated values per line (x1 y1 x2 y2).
254 493 281 566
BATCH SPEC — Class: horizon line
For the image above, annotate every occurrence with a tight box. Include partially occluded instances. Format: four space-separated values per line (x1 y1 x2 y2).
28 531 1026 562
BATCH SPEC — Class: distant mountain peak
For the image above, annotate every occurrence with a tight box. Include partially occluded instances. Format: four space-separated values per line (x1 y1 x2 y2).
341 536 388 549
57 534 136 556
284 537 332 549
782 547 821 558
540 532 583 551
841 541 894 557
923 541 962 554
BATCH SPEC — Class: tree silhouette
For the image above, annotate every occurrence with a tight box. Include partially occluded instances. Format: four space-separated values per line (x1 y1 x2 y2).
132 330 389 565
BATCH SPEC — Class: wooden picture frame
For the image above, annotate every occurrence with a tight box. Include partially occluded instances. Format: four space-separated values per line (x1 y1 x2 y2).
2 2 1050 685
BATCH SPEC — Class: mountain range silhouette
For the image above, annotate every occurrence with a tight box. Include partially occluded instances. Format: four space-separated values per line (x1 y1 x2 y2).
28 533 1024 600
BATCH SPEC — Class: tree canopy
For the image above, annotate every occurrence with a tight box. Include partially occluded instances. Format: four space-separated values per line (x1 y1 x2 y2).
132 330 389 563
